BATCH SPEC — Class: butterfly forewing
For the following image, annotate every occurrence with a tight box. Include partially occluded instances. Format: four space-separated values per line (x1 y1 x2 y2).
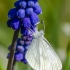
26 35 62 70
42 37 62 70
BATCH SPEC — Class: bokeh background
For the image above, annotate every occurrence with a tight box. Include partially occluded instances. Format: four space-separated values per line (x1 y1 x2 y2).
0 0 70 70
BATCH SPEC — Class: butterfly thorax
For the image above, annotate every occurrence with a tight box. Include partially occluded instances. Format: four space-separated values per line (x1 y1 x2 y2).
33 30 44 39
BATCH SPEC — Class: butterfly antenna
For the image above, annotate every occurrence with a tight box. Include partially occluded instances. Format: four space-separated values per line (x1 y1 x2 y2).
40 20 45 32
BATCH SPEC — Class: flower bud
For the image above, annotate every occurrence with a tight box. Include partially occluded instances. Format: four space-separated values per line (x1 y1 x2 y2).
21 29 31 36
26 8 33 15
21 35 27 40
20 40 25 45
17 45 24 52
25 40 31 45
28 1 34 7
22 17 31 28
17 9 25 18
7 53 10 58
7 19 12 27
8 8 17 19
14 1 20 8
15 53 23 61
27 36 33 41
30 12 40 26
19 1 27 9
34 2 42 15
25 46 29 50
11 18 20 30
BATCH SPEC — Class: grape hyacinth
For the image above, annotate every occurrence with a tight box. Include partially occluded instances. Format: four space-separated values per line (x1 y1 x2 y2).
7 0 42 69
7 35 33 63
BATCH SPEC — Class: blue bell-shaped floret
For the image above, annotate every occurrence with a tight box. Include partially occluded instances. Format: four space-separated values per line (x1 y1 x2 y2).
16 45 24 52
14 1 20 8
8 8 17 19
15 52 24 61
19 1 27 9
33 2 42 15
30 12 40 26
26 8 33 15
7 19 12 27
28 1 34 7
21 28 30 36
11 18 20 30
17 9 25 18
22 17 31 28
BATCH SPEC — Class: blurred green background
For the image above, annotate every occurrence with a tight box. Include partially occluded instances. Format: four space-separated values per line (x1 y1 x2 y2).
0 0 70 70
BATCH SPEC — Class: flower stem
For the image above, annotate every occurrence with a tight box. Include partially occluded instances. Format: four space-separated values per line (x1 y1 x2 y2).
12 60 16 70
7 29 20 70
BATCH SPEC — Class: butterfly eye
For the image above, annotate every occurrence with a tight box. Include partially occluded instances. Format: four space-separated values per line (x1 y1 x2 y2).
40 20 44 24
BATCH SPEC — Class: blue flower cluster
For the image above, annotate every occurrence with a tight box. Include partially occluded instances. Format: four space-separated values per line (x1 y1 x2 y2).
7 0 42 64
7 0 42 35
7 35 33 64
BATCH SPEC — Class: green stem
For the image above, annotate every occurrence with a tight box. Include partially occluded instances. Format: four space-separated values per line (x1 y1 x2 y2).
7 29 20 70
12 60 16 70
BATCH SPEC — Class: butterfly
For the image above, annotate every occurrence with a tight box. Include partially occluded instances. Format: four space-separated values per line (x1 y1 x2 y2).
25 30 62 70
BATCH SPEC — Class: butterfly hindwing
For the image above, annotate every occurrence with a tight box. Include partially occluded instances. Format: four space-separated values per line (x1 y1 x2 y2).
26 38 40 70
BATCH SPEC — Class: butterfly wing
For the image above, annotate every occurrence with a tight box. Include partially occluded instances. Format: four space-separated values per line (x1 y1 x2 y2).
41 36 62 70
26 36 62 70
26 38 41 70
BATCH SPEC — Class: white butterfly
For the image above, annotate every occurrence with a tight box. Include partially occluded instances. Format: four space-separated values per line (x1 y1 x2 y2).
25 30 62 70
